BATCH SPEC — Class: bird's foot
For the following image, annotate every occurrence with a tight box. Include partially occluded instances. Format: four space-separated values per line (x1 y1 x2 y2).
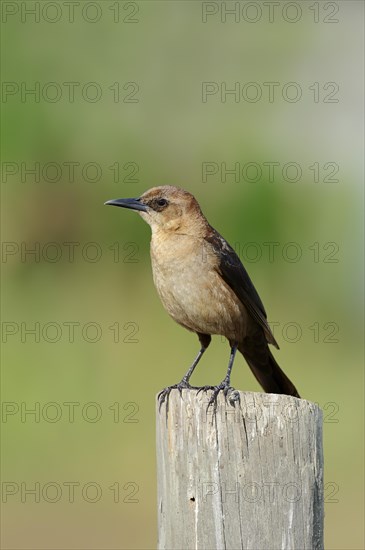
158 379 192 413
197 380 237 413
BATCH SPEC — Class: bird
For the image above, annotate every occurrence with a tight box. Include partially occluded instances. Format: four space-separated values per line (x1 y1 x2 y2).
105 186 300 409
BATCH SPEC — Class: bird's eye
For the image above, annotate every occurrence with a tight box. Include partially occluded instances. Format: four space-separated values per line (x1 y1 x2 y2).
156 198 168 207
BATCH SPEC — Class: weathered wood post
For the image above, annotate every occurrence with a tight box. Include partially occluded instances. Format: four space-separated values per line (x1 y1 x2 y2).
156 389 323 550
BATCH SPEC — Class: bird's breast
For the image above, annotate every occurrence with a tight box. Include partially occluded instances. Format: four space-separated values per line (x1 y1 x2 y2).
150 233 248 340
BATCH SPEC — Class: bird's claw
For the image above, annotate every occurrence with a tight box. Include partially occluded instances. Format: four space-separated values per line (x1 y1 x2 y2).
158 380 192 413
196 381 236 413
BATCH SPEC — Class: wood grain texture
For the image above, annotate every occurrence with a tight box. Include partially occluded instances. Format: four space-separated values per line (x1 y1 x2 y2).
156 389 323 550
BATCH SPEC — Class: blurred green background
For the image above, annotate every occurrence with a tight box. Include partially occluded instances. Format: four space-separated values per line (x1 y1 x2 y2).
1 1 363 549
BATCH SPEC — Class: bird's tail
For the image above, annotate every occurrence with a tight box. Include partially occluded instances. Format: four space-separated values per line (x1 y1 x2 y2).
239 344 300 398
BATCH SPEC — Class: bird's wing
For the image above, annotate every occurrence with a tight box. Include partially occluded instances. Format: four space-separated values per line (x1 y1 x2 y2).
204 228 279 348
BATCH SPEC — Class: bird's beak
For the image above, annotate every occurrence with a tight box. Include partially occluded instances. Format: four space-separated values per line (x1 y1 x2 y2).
104 197 148 212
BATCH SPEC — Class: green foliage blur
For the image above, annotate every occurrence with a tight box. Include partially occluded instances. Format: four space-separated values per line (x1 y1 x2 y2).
1 2 363 549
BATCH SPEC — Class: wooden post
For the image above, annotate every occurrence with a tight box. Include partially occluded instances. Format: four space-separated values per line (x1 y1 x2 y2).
156 389 323 550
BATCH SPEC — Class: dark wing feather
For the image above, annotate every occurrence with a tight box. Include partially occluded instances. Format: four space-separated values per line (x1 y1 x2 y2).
204 228 279 348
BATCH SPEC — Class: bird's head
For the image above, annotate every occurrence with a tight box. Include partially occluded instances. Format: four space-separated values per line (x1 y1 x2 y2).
105 186 206 234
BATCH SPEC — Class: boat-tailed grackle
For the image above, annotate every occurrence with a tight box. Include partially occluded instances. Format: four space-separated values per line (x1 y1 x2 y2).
105 186 300 409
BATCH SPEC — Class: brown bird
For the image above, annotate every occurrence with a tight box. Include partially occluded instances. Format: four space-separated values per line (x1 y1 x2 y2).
105 186 300 408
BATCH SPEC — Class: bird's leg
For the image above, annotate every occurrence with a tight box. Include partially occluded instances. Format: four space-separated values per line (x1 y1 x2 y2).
220 342 238 389
198 343 239 413
158 334 211 413
157 347 206 413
